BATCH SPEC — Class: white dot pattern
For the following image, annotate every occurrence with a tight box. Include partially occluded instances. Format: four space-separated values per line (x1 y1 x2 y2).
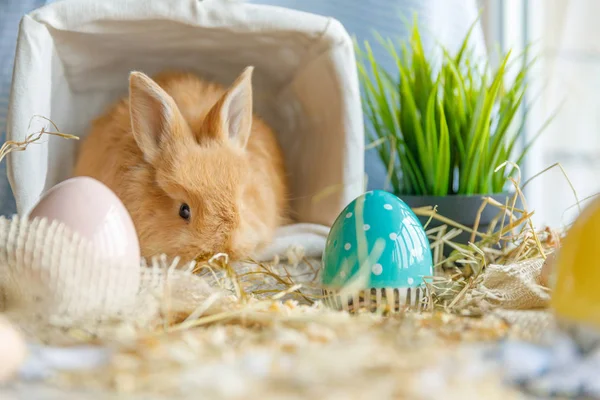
372 264 383 275
328 193 431 284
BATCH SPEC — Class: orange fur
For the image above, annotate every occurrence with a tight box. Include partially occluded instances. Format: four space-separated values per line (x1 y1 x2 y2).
73 67 288 262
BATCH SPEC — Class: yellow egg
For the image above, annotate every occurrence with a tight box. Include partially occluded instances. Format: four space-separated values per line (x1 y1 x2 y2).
551 198 600 330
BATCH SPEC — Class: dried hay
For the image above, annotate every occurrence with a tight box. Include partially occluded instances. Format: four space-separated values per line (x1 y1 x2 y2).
36 182 562 398
0 119 582 398
50 311 524 399
0 116 78 160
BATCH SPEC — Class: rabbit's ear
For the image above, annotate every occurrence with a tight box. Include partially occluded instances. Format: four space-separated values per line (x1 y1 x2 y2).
129 71 183 163
204 66 254 148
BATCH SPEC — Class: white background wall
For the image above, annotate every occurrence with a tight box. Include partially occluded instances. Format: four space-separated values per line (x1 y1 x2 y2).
483 0 600 229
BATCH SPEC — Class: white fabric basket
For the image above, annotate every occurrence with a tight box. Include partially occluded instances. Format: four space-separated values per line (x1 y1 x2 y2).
6 0 364 259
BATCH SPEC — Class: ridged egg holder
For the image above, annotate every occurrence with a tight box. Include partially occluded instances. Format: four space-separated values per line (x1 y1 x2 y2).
0 215 218 332
320 190 434 314
322 286 429 314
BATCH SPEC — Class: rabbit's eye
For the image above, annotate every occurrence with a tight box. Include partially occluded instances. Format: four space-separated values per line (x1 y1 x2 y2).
179 203 191 221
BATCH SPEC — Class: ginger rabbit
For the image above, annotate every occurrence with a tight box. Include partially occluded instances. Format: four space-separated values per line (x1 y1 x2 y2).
74 67 288 262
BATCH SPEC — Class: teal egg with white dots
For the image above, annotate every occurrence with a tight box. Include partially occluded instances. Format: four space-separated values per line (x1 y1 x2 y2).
321 190 433 312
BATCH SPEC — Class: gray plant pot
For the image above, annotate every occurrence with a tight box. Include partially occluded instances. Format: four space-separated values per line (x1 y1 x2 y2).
401 192 521 257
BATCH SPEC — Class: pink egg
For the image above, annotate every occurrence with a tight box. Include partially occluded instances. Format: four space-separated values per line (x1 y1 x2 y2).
28 176 140 267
